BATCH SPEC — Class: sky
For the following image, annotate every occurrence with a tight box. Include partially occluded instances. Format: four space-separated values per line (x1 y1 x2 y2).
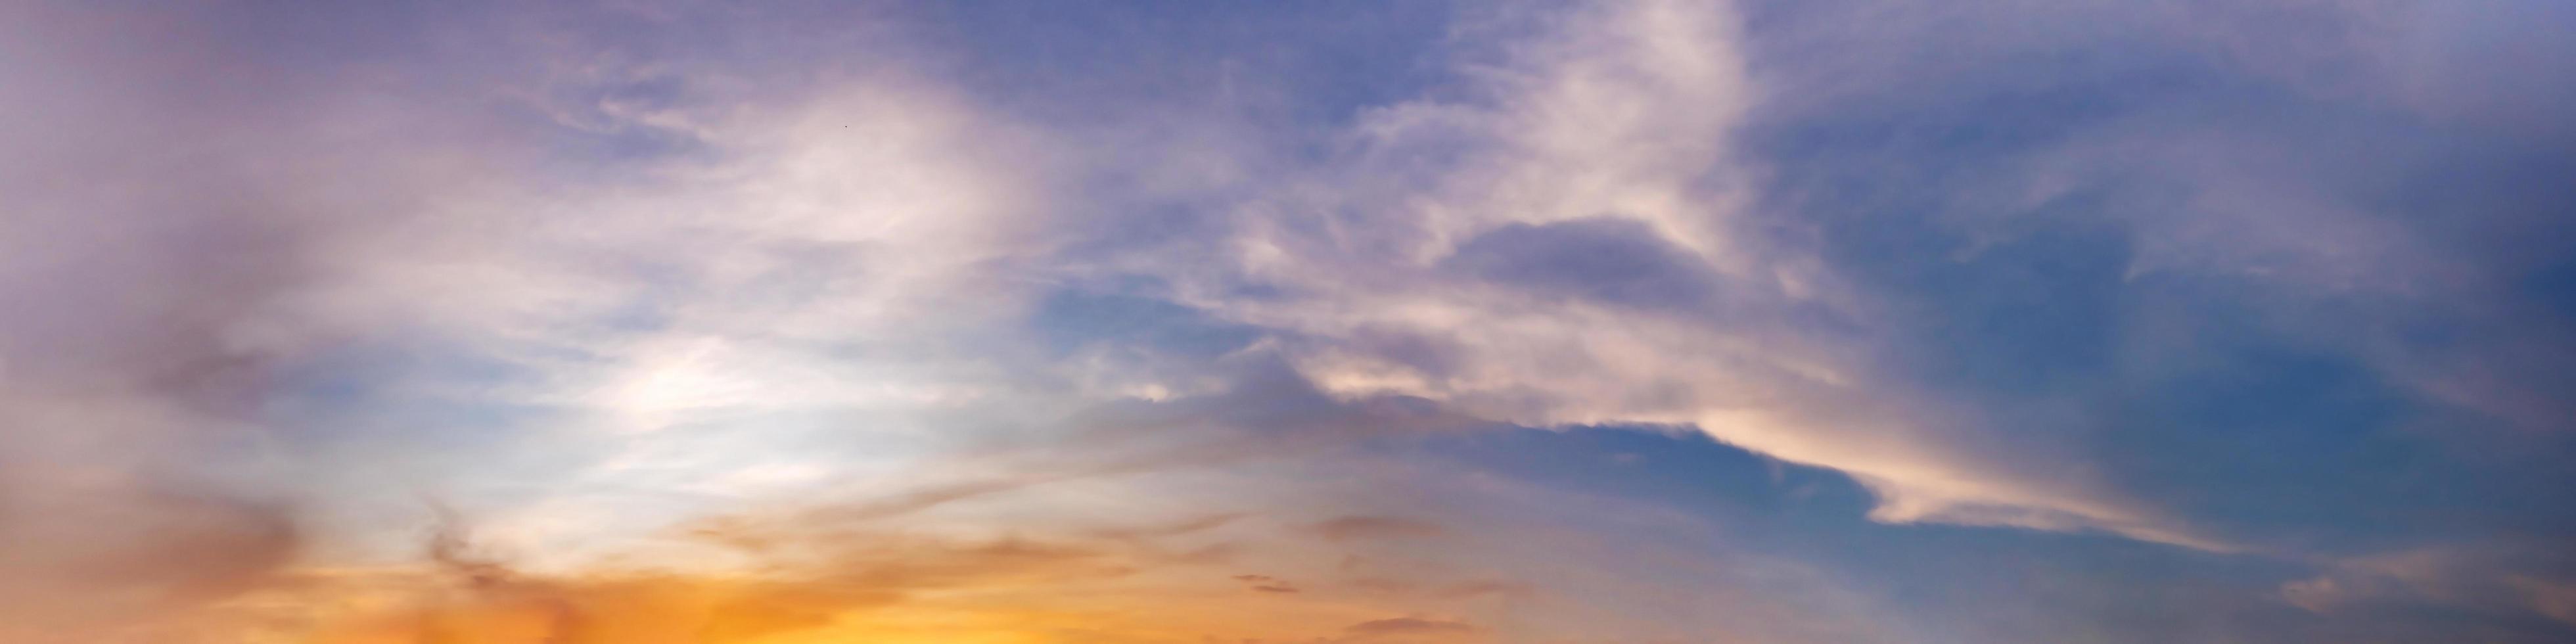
3 1 2574 642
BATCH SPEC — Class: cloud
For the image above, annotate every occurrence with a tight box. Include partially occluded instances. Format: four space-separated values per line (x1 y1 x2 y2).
10 0 2573 641
0 2 1090 638
0 5 478 639
1314 516 1455 542
1341 616 1483 642
1074 0 2234 549
2283 543 2576 627
208 488 1628 643
1728 0 2576 559
283 518 1138 643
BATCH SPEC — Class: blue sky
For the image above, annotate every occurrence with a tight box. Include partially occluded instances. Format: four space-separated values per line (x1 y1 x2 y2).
3 1 2573 642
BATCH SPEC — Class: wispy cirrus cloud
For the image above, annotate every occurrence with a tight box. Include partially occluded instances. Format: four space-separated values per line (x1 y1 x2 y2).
7 0 2575 641
1072 0 2234 548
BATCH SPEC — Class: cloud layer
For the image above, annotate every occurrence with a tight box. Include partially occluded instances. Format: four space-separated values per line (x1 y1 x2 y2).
5 0 2573 642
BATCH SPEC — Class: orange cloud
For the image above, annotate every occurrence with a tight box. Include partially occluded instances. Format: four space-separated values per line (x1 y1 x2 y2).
72 499 1509 644
1342 616 1484 642
1313 516 1454 542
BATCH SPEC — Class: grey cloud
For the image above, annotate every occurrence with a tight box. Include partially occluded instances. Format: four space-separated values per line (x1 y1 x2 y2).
1741 0 2576 433
0 6 439 638
1440 217 1726 313
2285 543 2576 627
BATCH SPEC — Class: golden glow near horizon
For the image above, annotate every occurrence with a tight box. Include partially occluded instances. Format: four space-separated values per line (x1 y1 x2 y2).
9 0 2576 641
177 510 1504 644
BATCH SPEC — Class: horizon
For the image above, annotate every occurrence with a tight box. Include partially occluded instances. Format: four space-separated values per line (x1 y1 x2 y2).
4 1 2574 642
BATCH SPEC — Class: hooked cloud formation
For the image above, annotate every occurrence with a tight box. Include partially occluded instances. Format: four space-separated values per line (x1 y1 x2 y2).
4 0 2573 642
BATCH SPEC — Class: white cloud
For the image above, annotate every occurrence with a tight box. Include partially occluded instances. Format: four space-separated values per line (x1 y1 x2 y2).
1134 0 2226 549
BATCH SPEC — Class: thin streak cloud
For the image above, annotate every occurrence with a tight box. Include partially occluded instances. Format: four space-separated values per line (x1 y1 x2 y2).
5 0 2573 642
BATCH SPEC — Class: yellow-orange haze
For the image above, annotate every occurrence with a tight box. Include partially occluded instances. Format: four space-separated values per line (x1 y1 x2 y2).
302 575 1086 644
300 526 1155 643
190 512 1483 644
